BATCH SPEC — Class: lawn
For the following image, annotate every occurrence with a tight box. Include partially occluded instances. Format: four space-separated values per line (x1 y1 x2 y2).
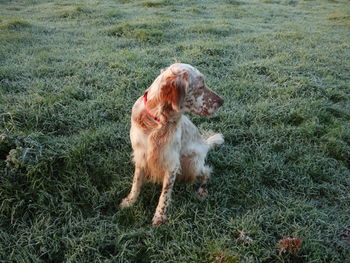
0 0 350 262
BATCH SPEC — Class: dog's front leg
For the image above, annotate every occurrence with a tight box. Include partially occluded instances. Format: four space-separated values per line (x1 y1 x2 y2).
152 167 178 226
119 166 145 208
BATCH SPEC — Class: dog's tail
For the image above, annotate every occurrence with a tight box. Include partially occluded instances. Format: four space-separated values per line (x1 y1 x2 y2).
205 133 224 149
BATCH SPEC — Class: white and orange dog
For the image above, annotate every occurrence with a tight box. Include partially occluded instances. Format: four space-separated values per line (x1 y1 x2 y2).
120 63 224 226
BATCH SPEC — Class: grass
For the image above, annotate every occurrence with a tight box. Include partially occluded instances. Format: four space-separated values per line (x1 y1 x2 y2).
0 0 349 262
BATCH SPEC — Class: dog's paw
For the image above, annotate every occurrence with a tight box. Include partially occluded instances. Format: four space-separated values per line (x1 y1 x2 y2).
119 198 133 208
197 187 208 198
152 214 167 227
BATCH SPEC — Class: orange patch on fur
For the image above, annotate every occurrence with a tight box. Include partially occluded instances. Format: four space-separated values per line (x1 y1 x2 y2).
160 71 187 112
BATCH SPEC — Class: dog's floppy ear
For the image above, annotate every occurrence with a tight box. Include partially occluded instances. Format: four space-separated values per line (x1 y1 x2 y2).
160 71 187 112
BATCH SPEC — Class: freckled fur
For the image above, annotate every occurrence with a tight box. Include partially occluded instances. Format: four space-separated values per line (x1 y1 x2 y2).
120 63 224 226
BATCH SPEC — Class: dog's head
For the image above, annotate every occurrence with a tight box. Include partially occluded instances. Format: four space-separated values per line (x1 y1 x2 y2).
159 63 224 116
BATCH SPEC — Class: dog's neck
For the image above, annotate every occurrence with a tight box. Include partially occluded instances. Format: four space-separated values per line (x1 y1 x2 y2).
143 91 181 124
143 91 161 122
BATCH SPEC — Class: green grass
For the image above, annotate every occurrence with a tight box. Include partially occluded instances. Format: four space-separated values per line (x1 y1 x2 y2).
0 0 350 262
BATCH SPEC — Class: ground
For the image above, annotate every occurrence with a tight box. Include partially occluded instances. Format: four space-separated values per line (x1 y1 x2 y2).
0 0 349 262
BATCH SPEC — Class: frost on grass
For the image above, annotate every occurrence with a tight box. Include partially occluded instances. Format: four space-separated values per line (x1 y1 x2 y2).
105 22 165 43
55 5 93 19
1 0 350 261
0 19 31 30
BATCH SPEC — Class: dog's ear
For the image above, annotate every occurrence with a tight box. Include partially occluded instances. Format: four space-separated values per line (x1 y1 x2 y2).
160 71 187 112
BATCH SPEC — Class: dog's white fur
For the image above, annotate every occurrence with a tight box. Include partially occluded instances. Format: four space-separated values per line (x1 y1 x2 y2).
119 63 224 226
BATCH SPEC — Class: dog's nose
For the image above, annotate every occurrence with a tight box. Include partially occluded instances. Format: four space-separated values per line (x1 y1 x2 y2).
217 97 224 107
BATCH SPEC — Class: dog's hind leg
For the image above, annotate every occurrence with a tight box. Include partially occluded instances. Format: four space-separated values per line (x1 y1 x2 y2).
119 166 145 208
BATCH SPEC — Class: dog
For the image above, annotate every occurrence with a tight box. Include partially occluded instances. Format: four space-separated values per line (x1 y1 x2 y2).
119 63 224 226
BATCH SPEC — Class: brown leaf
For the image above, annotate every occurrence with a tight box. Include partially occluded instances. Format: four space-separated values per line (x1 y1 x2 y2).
277 237 302 255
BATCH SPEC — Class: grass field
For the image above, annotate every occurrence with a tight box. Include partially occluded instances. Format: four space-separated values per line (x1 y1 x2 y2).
1 0 350 262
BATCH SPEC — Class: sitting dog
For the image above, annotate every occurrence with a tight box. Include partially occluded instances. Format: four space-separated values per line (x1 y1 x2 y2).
119 63 224 226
